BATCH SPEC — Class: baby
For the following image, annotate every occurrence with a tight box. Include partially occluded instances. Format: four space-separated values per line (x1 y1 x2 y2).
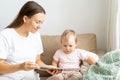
47 29 99 80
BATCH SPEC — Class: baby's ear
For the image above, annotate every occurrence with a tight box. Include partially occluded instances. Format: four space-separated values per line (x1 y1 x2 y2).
75 43 77 47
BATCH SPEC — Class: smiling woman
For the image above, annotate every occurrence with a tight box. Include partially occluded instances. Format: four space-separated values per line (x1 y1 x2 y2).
0 1 47 80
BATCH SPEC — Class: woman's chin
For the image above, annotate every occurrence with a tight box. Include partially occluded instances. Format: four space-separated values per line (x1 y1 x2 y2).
31 30 37 33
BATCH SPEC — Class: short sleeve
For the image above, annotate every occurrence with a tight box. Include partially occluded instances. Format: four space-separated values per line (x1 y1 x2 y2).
89 52 99 62
36 32 43 55
79 49 89 60
79 49 99 62
0 34 9 59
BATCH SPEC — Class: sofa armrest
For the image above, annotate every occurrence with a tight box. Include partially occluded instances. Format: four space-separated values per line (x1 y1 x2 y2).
96 49 105 57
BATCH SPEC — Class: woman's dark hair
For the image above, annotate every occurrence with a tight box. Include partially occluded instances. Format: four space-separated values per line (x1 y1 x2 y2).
7 1 46 28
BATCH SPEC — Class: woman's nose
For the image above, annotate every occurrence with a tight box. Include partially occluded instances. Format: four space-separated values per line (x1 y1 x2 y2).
37 24 42 29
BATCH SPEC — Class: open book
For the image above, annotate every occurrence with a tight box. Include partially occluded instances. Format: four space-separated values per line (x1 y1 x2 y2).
37 65 81 71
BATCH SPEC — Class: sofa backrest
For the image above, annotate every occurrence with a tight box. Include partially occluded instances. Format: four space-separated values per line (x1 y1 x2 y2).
38 33 97 77
76 33 97 52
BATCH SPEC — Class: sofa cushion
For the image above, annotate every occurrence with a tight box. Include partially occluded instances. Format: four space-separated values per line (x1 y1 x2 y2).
76 33 97 52
39 35 61 77
37 33 97 77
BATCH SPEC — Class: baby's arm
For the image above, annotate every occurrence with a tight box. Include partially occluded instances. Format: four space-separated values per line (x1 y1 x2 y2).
47 59 61 75
84 53 99 64
52 59 58 67
84 56 96 64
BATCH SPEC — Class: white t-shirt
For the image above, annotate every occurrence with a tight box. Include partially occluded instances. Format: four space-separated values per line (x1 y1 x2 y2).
0 28 43 79
53 49 99 68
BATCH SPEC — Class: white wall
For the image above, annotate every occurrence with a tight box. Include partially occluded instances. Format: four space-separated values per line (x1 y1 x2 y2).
0 0 107 51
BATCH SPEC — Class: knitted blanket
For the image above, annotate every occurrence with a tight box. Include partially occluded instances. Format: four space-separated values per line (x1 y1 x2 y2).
83 49 120 80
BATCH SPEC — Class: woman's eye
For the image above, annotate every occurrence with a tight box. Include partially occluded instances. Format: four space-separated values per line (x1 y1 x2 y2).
36 21 39 24
69 45 72 47
36 21 43 24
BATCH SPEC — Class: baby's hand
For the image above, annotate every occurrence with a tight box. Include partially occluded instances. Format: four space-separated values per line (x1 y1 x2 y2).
47 69 62 75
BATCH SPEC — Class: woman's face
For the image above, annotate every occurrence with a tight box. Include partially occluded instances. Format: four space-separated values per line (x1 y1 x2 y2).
24 13 45 33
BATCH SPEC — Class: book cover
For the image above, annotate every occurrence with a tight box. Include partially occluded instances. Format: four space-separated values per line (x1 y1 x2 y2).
38 65 80 71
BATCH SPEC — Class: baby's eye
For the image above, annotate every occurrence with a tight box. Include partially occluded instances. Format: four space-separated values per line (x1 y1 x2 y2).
64 45 67 47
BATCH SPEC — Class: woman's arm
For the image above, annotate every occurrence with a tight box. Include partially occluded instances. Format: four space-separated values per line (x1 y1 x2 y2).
0 59 37 74
0 59 22 74
35 54 58 67
36 54 47 66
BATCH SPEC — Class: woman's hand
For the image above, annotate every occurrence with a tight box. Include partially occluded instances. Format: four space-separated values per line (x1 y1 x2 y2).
21 61 38 71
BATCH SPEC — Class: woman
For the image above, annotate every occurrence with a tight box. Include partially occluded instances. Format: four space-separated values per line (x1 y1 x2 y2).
0 1 46 80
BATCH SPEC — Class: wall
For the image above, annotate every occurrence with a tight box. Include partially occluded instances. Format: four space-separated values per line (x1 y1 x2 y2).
0 0 107 51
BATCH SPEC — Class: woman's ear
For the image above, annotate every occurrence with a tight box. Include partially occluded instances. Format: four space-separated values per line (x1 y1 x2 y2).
23 15 28 23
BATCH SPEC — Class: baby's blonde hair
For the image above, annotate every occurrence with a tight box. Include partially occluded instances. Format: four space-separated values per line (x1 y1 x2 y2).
61 29 77 43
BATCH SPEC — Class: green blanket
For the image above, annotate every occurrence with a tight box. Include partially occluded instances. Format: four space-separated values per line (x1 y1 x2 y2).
83 49 120 80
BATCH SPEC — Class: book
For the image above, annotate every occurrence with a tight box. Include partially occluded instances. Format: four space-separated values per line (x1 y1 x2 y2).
38 65 59 71
37 65 81 71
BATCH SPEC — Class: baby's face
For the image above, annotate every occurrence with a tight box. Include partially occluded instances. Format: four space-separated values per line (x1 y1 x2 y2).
61 35 77 54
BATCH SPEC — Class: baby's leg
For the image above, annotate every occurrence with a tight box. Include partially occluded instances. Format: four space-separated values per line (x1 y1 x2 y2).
47 73 64 80
68 72 82 80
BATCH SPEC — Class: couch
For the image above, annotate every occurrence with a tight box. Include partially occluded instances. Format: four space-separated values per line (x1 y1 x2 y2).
35 33 105 80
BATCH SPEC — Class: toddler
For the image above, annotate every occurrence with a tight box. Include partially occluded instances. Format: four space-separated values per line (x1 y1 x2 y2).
47 29 99 80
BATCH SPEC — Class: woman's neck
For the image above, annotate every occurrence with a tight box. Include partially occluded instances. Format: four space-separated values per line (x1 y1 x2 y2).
14 26 29 37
